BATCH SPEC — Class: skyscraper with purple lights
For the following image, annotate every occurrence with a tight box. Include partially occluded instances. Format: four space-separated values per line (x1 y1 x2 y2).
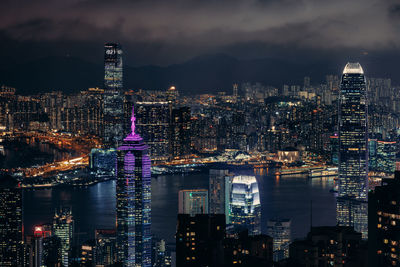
116 106 151 267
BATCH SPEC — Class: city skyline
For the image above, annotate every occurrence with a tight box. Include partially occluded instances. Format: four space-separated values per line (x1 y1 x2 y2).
1 34 400 265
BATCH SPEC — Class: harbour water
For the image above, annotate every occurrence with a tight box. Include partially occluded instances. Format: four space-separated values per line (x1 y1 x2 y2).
23 170 336 244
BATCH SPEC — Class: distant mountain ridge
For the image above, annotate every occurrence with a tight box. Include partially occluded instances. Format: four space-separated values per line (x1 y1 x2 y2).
0 53 388 95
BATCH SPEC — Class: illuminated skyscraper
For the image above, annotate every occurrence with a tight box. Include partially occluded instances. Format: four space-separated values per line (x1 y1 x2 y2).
95 229 116 266
376 140 396 174
104 43 124 147
178 189 208 216
267 219 291 262
53 207 73 267
229 175 261 235
116 106 151 267
337 62 368 239
209 169 232 223
0 176 23 266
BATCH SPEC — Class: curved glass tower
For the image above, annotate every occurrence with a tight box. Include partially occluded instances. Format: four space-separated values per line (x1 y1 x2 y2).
116 107 151 266
229 175 261 235
337 62 368 239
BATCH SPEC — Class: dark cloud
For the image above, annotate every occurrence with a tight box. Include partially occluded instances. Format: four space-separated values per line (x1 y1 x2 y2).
0 0 399 65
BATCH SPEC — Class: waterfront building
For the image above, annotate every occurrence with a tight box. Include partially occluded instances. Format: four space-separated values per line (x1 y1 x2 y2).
116 106 151 266
89 148 117 171
267 219 291 262
330 135 339 165
95 229 116 266
369 170 400 266
0 176 23 266
103 42 124 147
337 63 368 239
135 101 170 161
369 139 378 171
209 169 232 223
176 214 225 267
229 175 261 235
53 207 73 267
26 225 52 267
178 189 209 216
376 140 396 174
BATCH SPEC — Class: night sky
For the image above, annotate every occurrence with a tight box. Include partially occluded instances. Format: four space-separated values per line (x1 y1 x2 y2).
1 0 400 91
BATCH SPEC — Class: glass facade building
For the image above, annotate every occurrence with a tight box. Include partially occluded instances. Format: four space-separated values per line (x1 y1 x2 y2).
178 189 209 216
209 169 232 223
0 177 23 266
104 43 124 147
229 175 261 235
337 62 368 239
53 207 73 267
267 219 291 262
376 140 396 174
116 107 151 267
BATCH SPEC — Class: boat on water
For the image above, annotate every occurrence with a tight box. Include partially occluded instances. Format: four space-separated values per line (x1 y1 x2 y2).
309 167 338 178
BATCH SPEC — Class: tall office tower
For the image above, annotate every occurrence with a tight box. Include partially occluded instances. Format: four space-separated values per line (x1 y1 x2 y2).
368 139 378 171
232 83 239 101
376 140 396 174
229 175 261 235
369 171 400 266
116 107 151 267
209 169 232 223
304 76 311 88
0 176 23 266
27 225 52 267
104 43 124 147
330 134 339 165
42 235 62 267
178 189 209 216
135 101 170 161
171 107 192 158
95 229 116 266
337 63 368 239
267 219 291 262
167 86 179 104
153 239 172 267
53 207 73 267
176 214 225 267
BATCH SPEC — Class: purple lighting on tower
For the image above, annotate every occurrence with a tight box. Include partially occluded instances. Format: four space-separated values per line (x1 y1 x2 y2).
116 102 151 266
125 105 142 141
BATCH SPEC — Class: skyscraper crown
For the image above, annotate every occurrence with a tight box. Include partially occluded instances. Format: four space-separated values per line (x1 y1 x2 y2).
343 62 364 74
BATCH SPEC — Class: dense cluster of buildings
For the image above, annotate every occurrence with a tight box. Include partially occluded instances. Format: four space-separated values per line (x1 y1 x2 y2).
2 40 400 267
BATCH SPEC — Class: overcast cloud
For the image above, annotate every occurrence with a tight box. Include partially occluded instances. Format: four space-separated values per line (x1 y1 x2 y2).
1 0 400 65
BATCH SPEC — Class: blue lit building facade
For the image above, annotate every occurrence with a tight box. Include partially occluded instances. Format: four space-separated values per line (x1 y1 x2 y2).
229 175 261 235
104 43 124 147
337 63 368 239
116 107 151 267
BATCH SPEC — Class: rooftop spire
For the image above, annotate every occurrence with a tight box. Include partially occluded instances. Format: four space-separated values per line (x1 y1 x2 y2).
124 104 142 142
131 105 136 135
